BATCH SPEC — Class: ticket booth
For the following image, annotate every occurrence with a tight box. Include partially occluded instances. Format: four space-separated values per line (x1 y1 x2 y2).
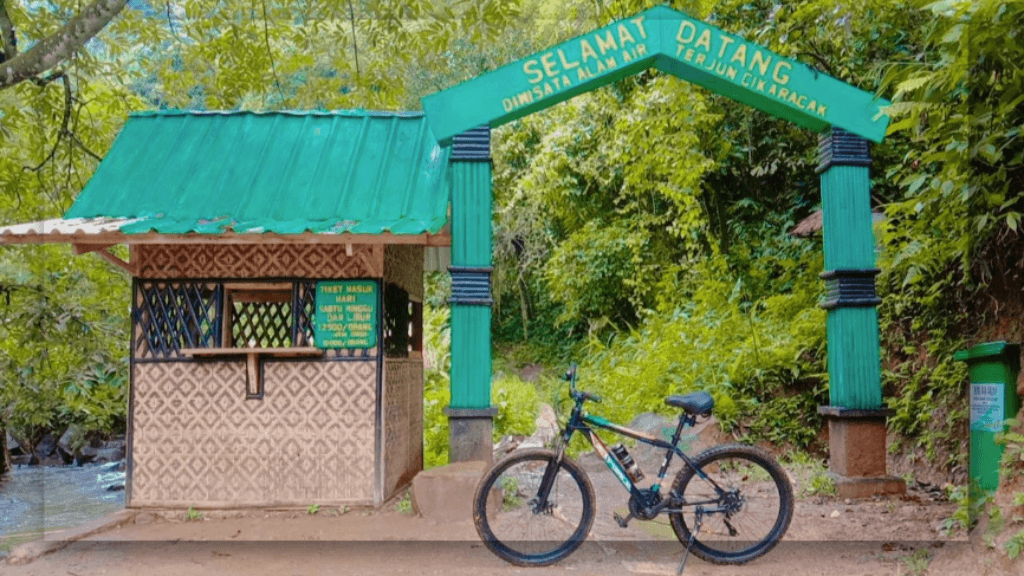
0 110 450 507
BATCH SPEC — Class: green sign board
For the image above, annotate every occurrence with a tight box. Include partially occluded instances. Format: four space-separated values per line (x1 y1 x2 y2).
314 280 378 349
422 5 890 145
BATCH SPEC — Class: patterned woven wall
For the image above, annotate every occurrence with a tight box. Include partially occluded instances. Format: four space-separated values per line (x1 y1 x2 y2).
382 358 424 499
135 244 384 279
130 359 377 507
384 245 424 300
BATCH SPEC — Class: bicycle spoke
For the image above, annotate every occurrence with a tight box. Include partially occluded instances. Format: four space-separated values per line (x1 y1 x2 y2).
668 445 793 565
475 450 595 565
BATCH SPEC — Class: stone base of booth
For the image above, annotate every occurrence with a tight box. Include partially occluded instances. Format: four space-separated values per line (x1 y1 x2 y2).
819 405 906 498
410 461 499 523
445 406 498 464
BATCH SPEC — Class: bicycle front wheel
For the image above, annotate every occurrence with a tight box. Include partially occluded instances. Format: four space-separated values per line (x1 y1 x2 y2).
473 448 595 566
668 444 793 565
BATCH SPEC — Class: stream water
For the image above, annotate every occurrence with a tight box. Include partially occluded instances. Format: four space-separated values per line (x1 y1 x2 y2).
0 462 125 538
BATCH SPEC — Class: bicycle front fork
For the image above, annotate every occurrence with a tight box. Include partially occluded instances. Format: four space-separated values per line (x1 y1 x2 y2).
532 443 569 513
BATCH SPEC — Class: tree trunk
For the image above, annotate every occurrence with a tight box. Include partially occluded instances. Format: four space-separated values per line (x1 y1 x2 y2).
1 423 9 475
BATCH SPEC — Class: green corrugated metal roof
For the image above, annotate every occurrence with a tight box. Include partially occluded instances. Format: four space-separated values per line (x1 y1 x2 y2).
64 110 451 236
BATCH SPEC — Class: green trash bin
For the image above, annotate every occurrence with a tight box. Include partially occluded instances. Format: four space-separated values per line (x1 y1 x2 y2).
954 342 1021 492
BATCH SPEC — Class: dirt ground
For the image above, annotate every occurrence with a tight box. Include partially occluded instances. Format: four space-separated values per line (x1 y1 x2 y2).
4 449 1021 576
0 501 1011 576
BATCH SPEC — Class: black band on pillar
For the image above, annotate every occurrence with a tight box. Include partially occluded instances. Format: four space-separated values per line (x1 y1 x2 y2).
820 268 882 310
451 126 491 162
448 266 493 305
816 127 871 173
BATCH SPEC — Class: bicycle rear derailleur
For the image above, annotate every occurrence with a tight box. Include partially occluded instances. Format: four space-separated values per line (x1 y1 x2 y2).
613 489 663 528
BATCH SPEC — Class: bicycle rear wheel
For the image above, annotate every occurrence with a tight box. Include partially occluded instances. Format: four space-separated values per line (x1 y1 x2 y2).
473 448 595 566
668 444 793 565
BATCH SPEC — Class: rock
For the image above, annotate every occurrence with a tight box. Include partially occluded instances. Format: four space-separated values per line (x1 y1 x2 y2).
629 412 724 470
103 439 126 451
55 444 74 465
6 430 22 454
515 404 560 451
533 404 559 444
57 426 84 464
75 445 99 466
93 447 125 464
11 455 32 467
492 435 522 460
58 425 84 454
107 484 125 492
35 433 57 457
517 436 545 450
830 510 841 518
630 412 674 436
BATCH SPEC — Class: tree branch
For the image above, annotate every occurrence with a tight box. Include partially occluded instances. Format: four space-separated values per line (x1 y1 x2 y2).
22 73 70 173
165 1 183 42
68 131 102 161
259 0 283 102
0 0 128 91
347 0 360 84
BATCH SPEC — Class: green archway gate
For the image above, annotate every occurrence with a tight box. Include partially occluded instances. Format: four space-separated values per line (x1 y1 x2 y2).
423 5 903 497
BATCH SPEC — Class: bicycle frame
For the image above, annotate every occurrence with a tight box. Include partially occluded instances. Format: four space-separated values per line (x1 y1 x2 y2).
535 393 724 517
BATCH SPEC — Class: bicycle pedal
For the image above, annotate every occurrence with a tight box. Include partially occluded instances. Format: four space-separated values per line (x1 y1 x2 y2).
612 512 631 528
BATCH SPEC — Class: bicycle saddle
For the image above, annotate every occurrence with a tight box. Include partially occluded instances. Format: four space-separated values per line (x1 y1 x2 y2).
665 391 714 416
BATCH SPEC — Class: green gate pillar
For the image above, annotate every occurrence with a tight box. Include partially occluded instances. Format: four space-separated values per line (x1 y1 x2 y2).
815 127 905 498
444 126 498 463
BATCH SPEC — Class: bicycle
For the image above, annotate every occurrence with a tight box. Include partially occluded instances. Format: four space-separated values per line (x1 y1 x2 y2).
472 364 794 571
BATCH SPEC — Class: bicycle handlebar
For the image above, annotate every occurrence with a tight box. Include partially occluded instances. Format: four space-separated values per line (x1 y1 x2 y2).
564 363 601 404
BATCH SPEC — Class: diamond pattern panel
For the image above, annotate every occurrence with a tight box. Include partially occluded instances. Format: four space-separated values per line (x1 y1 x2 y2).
130 359 378 507
382 358 424 500
232 300 292 348
136 244 384 279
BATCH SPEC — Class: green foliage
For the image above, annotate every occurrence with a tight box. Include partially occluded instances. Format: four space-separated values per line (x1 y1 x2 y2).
1006 528 1024 560
491 375 538 442
306 504 320 515
996 419 1024 481
900 548 932 576
186 507 203 521
942 482 989 535
394 490 413 514
578 245 828 450
0 246 130 445
785 453 836 497
59 360 127 435
880 0 1024 278
500 476 522 511
423 304 452 469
